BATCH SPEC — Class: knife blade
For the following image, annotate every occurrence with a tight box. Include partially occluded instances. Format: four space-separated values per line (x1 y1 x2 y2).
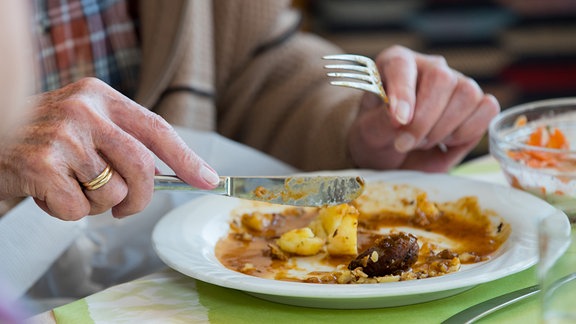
154 175 365 207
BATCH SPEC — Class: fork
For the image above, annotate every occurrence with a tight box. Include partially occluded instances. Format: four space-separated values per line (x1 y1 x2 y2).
322 54 389 104
323 54 447 153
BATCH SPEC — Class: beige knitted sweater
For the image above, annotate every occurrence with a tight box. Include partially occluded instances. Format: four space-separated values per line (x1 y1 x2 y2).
134 0 362 171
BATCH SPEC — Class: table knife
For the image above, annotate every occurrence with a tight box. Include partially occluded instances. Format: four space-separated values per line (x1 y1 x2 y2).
154 175 365 207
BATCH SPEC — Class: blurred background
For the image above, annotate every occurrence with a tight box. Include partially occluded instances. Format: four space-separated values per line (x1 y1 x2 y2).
293 0 576 159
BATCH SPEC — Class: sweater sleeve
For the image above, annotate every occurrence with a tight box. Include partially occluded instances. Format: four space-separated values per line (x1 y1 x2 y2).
213 1 363 171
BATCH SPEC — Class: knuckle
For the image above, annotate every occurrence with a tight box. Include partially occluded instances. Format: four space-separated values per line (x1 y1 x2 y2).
73 77 106 89
482 94 501 115
25 147 66 180
378 45 413 67
115 190 153 217
126 200 149 215
147 112 173 134
429 65 457 87
88 199 116 216
41 183 89 220
57 77 106 102
144 113 180 148
428 54 448 66
59 97 85 113
458 77 482 99
385 45 410 57
57 96 101 126
125 147 156 177
53 199 90 221
381 52 411 70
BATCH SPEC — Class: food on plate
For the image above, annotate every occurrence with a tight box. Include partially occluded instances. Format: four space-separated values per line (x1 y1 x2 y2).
348 232 419 277
276 227 325 256
307 204 359 256
215 181 510 284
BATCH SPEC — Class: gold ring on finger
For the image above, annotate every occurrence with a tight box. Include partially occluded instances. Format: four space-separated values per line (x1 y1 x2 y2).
82 164 113 191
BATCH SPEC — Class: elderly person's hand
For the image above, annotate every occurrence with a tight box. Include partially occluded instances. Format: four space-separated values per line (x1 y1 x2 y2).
348 46 500 172
0 78 220 220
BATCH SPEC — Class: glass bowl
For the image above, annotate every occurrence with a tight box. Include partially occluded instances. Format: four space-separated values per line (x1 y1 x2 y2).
489 97 576 222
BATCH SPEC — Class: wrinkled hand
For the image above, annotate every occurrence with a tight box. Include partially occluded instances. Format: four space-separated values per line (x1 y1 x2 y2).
0 78 220 220
348 46 500 172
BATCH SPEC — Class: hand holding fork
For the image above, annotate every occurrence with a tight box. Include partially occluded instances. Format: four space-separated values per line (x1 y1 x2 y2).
323 53 449 152
323 54 406 125
322 47 500 171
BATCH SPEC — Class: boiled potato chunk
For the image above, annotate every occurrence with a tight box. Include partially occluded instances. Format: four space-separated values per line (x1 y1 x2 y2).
415 192 440 217
276 227 325 256
241 211 274 232
309 204 359 256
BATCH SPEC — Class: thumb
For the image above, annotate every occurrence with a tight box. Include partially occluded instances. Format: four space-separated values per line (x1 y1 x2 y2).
376 47 418 125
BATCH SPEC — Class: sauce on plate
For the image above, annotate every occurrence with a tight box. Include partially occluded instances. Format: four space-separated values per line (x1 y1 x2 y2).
215 182 510 284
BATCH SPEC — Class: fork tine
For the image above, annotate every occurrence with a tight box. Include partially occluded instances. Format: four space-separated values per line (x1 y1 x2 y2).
323 54 388 103
322 54 371 65
326 72 373 83
323 64 370 74
329 81 381 96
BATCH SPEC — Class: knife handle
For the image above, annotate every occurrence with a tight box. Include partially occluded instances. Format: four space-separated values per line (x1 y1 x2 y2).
154 175 226 195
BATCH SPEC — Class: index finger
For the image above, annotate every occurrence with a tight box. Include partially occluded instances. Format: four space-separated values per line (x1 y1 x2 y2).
94 87 220 189
376 46 418 125
122 110 220 188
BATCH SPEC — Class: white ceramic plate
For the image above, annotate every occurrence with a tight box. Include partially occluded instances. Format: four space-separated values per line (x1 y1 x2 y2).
152 171 567 309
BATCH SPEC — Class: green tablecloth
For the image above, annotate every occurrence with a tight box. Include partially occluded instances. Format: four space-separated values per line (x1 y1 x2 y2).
52 158 574 324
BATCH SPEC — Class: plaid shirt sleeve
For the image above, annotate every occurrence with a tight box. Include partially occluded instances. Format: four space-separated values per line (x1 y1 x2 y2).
33 0 141 97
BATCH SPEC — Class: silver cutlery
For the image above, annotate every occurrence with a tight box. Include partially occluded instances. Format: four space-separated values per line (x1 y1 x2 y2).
154 175 365 207
443 273 576 323
441 285 539 324
323 54 389 103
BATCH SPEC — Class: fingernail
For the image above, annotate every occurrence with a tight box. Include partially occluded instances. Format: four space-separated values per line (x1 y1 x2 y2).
394 132 416 153
395 100 411 125
200 164 220 186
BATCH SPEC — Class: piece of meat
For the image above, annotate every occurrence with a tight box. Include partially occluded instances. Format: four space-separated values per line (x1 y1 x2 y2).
348 232 419 277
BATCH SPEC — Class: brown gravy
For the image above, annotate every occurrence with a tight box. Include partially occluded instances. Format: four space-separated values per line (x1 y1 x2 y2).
215 189 509 284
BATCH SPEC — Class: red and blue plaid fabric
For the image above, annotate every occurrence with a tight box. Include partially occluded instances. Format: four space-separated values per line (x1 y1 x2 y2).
33 0 141 97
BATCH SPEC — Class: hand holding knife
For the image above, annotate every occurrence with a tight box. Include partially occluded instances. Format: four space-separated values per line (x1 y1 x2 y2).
154 175 365 207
